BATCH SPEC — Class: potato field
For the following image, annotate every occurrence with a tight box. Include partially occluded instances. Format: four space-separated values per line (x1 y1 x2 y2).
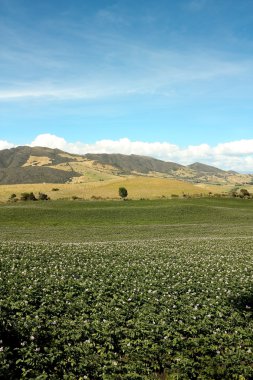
1 199 253 379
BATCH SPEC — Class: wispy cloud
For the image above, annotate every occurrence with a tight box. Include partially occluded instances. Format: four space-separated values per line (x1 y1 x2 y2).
0 85 118 100
1 3 252 103
185 0 208 12
0 49 249 102
96 6 130 26
0 133 243 172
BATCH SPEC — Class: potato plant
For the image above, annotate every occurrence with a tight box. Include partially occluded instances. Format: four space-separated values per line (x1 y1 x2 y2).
1 238 253 379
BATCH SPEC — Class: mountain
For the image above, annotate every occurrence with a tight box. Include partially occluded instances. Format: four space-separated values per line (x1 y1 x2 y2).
85 153 184 174
0 146 82 184
187 162 227 175
0 146 252 186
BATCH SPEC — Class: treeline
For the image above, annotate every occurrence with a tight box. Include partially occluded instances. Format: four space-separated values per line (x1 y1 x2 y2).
9 192 50 202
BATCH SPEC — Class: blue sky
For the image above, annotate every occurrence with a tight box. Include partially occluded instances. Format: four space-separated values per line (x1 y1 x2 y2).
1 0 253 170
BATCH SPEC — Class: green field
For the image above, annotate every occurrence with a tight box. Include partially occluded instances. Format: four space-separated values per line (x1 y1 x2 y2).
1 198 253 379
1 197 253 242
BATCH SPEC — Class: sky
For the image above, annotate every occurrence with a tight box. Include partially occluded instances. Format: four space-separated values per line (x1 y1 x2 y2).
1 0 253 171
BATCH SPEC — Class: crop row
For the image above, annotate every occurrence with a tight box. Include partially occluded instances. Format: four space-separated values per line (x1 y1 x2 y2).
1 238 253 379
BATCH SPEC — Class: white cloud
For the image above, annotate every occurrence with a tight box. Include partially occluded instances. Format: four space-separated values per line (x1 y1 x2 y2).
1 133 253 172
31 134 68 150
214 140 253 155
28 133 253 172
0 140 15 150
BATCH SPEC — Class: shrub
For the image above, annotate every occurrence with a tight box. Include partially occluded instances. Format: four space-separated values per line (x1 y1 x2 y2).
230 188 251 198
38 192 50 201
72 195 80 200
239 189 250 198
20 192 37 201
8 194 18 202
91 195 103 200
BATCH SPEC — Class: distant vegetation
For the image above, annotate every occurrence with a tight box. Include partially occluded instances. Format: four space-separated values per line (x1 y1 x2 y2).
9 192 50 202
20 192 37 201
6 187 253 203
230 188 251 198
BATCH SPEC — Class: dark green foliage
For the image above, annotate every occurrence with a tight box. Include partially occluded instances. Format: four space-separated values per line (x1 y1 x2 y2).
20 192 37 201
38 192 50 201
119 187 128 199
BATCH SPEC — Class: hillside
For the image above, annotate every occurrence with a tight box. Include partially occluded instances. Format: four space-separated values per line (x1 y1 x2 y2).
0 146 252 187
85 153 183 174
187 162 227 175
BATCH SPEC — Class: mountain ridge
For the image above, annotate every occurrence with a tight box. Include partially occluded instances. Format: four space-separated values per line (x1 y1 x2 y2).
0 146 251 186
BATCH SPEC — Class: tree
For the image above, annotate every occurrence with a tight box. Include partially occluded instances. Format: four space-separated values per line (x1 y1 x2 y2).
119 187 128 199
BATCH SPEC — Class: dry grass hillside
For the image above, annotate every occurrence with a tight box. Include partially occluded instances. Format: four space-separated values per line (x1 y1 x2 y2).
0 177 216 202
0 146 252 201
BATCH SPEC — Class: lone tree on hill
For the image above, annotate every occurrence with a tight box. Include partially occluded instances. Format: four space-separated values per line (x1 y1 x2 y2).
119 187 128 199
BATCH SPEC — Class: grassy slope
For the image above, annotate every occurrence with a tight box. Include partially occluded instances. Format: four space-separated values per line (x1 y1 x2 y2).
0 177 212 202
1 197 253 243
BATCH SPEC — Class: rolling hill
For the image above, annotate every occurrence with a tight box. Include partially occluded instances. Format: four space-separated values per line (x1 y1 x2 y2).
0 145 252 201
0 146 252 187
